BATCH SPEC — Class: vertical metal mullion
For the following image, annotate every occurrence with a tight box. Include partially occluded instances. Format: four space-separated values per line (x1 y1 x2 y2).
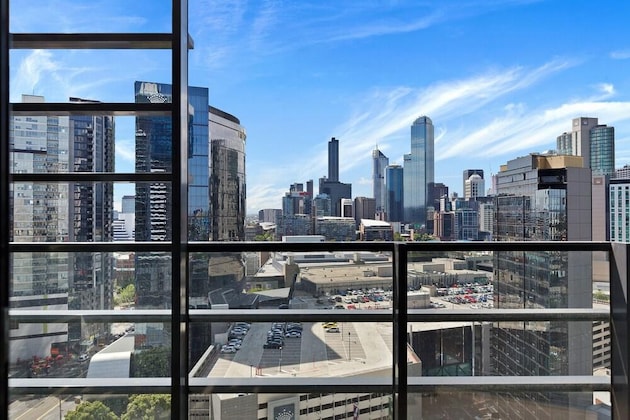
611 243 629 419
0 0 10 415
392 242 408 418
171 0 189 418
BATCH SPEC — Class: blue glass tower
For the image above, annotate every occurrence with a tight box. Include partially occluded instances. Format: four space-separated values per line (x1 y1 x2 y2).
386 165 404 222
403 116 434 227
134 81 210 308
372 147 389 214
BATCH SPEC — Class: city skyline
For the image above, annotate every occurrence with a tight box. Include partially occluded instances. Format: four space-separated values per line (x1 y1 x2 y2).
9 1 630 213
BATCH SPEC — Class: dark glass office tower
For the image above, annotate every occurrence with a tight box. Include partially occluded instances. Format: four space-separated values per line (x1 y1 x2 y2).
134 81 210 309
67 97 115 347
372 147 389 214
386 165 404 222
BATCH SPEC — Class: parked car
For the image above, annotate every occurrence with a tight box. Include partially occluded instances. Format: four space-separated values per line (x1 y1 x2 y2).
263 342 282 349
220 345 237 353
326 327 340 333
78 353 90 362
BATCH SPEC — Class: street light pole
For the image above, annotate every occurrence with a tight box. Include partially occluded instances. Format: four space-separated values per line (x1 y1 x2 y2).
348 332 351 360
278 347 283 372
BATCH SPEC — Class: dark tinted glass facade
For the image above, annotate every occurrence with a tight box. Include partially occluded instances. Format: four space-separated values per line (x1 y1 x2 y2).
386 165 404 222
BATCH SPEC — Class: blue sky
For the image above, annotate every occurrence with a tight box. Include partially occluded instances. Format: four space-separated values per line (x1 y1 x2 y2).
10 0 630 214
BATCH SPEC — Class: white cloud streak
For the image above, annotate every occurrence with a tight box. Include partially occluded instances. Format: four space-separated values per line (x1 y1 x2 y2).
610 50 630 60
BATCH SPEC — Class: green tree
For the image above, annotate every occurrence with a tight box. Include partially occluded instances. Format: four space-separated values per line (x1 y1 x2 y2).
122 394 171 420
414 233 436 241
114 283 136 306
254 231 273 241
65 400 118 420
132 346 170 377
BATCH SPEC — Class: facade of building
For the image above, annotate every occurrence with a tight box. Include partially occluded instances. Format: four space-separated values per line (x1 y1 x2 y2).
315 217 356 241
258 208 282 224
610 178 630 242
614 164 630 179
464 173 485 200
359 219 393 241
372 147 389 214
135 81 209 307
9 94 115 361
328 137 339 182
340 198 353 218
493 153 593 418
312 193 331 218
557 117 615 176
462 169 484 197
385 164 404 222
404 116 434 227
354 196 376 227
209 106 247 241
121 195 135 213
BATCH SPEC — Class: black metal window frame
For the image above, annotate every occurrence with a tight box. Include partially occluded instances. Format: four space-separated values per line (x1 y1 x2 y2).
1 1 629 419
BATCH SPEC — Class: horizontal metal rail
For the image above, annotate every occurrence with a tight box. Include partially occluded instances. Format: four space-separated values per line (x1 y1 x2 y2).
9 241 172 253
10 33 175 49
7 240 612 253
11 102 171 116
9 308 609 324
11 172 173 183
8 376 610 396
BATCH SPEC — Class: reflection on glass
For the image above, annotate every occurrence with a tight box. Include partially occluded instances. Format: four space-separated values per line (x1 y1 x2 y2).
415 391 607 419
189 393 393 419
190 321 393 379
8 393 170 419
9 321 170 380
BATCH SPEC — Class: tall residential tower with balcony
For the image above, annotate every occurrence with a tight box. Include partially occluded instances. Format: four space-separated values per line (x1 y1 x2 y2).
493 153 593 418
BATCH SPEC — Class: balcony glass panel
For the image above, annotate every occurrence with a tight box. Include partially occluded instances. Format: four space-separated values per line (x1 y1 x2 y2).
9 393 171 419
188 393 394 419
8 321 171 379
190 321 393 380
413 391 609 419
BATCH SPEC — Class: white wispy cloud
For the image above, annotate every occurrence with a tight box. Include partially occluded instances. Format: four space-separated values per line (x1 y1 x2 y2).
594 83 616 98
610 50 630 60
10 50 59 100
115 139 136 162
246 59 578 211
328 59 575 173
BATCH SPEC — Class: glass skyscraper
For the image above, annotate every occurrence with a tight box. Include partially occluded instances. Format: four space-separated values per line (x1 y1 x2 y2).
372 146 388 214
556 117 615 177
403 116 434 227
209 106 246 241
590 124 615 176
134 81 210 308
386 164 404 222
9 94 114 361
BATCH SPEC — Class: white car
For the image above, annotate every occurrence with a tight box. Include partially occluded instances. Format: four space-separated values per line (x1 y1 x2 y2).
221 345 237 354
78 354 89 362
